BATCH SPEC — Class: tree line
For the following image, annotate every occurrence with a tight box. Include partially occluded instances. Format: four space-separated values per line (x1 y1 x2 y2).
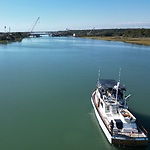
56 28 150 38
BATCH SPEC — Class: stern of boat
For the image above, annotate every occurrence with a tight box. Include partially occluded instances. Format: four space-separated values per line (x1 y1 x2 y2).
112 137 148 147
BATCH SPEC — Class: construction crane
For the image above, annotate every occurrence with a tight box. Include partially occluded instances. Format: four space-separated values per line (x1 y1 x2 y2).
29 17 40 33
87 27 95 36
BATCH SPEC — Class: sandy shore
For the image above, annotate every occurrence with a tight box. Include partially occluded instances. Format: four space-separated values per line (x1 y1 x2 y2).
84 36 150 46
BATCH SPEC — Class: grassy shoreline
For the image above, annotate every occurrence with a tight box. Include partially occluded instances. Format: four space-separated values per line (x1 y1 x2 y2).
84 36 150 46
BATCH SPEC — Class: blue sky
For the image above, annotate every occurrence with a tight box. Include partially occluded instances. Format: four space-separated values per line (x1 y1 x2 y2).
0 0 150 32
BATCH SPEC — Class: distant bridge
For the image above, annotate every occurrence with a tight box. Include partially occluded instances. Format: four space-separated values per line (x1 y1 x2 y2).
29 31 54 37
29 30 76 37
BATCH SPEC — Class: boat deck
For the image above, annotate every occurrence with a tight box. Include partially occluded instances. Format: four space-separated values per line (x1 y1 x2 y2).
97 106 147 138
115 131 146 138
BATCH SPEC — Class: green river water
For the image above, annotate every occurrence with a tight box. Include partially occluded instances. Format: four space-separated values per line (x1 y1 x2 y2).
0 37 150 150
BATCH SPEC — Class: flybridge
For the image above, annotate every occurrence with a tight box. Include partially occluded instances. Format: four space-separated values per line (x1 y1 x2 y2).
97 79 126 91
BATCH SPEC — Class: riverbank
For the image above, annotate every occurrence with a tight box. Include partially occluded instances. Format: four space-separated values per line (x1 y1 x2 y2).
84 36 150 46
0 32 28 44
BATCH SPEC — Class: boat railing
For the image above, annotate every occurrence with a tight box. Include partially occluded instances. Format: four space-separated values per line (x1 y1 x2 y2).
92 95 113 135
139 126 148 136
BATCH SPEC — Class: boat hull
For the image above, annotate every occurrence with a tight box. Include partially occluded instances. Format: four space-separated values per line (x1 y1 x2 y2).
91 96 112 143
91 95 148 147
112 138 148 147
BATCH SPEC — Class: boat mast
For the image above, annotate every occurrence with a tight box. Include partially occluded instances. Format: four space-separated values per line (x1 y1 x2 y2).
115 68 121 100
97 67 101 88
118 68 121 83
98 67 101 79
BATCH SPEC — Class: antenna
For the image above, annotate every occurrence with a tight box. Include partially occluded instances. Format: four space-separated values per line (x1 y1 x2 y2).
115 68 121 101
97 67 101 88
